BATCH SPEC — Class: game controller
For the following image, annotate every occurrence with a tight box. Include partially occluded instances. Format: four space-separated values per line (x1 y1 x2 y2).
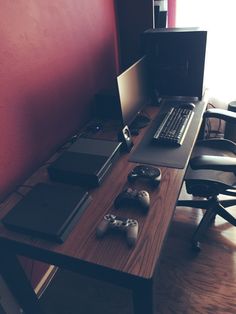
128 165 161 187
96 214 138 247
114 188 150 213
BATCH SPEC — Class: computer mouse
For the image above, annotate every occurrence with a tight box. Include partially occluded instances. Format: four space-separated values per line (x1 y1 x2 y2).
181 103 195 110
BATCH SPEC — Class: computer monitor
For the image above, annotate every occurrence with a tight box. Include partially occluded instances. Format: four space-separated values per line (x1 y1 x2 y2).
142 28 207 100
117 56 151 131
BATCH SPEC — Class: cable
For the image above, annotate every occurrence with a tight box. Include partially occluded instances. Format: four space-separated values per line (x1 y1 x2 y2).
14 191 25 197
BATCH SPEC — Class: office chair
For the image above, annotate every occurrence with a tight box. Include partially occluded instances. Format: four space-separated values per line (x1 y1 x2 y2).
177 108 236 251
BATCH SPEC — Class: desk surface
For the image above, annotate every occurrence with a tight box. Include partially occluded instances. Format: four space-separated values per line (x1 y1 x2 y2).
0 99 207 292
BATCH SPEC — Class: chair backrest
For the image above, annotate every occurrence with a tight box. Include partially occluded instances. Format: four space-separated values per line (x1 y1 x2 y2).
225 101 236 142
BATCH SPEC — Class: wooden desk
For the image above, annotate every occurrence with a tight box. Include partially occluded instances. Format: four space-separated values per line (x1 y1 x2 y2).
0 100 207 314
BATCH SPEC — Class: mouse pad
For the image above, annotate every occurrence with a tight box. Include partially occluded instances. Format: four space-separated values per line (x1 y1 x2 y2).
129 100 206 169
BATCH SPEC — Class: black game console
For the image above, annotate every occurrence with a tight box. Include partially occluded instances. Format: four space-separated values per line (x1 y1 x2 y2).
48 138 122 188
2 183 91 243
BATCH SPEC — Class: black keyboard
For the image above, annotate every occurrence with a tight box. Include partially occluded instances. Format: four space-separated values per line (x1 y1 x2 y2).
152 106 194 146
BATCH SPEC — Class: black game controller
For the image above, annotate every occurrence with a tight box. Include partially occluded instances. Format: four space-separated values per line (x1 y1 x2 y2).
114 188 150 213
128 165 161 187
96 214 138 247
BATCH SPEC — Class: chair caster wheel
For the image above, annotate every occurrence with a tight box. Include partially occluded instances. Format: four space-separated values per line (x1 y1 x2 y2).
191 241 201 252
210 215 216 224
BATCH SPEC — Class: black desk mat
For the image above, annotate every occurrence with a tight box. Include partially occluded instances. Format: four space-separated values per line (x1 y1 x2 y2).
129 100 206 169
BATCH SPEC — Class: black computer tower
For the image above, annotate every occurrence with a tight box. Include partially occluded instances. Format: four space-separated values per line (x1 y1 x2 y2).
142 28 207 100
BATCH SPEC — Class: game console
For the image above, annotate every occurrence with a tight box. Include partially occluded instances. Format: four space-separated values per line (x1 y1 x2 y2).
48 138 122 188
96 214 138 247
2 183 91 243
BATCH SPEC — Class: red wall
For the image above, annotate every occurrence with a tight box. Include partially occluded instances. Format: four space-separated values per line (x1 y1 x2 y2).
168 0 176 27
0 0 118 201
0 0 118 288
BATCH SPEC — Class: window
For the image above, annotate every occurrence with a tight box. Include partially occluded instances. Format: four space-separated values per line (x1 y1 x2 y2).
175 0 236 103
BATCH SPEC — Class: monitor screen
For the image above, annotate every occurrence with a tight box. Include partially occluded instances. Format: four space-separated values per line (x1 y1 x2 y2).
117 56 151 129
142 28 207 100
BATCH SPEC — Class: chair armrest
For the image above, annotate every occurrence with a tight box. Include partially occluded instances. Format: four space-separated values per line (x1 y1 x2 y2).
204 108 236 123
197 138 236 153
190 155 236 172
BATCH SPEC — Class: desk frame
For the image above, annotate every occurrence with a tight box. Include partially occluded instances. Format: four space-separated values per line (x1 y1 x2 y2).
0 243 155 314
0 99 207 314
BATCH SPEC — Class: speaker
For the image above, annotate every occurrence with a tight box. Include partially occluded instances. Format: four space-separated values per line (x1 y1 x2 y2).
154 0 167 28
115 0 154 71
142 28 207 100
118 125 134 152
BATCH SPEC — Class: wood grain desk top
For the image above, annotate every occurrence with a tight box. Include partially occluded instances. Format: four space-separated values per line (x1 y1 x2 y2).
0 102 206 283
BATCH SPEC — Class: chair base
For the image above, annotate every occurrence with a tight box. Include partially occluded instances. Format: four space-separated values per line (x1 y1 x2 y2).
177 196 236 251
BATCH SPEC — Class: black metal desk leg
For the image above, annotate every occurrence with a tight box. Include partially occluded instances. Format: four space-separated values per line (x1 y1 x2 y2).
132 279 155 314
0 247 44 314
